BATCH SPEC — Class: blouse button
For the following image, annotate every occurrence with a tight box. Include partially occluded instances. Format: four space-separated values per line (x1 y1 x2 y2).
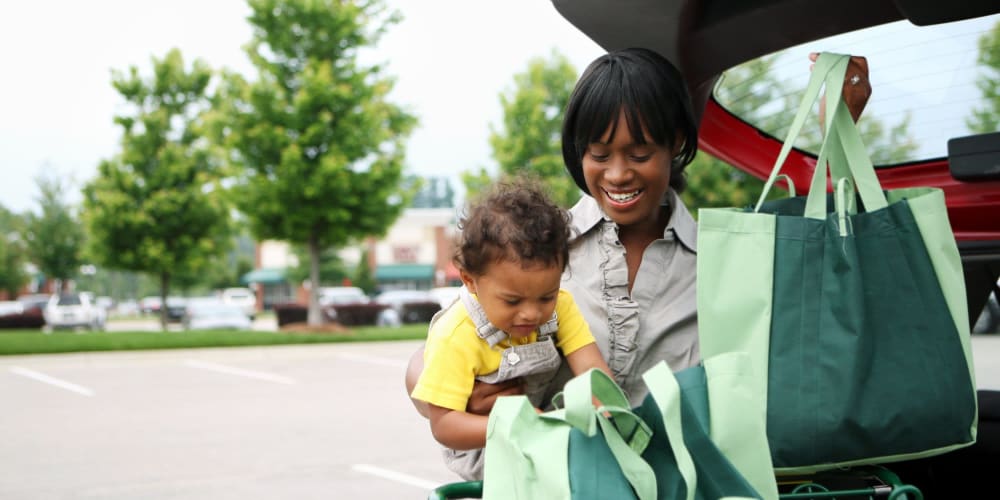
508 352 521 365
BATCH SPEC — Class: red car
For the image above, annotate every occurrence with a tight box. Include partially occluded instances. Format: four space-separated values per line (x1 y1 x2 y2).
554 0 1000 326
551 0 999 497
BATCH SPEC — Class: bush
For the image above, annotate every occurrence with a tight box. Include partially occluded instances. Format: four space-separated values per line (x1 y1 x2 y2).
0 310 45 330
274 303 308 327
399 302 442 323
274 302 394 327
329 303 390 326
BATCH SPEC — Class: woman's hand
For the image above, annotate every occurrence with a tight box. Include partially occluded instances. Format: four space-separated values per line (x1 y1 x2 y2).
465 378 524 416
810 52 871 123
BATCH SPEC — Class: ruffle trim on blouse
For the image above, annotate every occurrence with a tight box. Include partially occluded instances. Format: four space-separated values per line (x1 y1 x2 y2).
598 221 641 386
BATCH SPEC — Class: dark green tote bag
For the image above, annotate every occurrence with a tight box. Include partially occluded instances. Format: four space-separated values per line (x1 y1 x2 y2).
697 53 977 473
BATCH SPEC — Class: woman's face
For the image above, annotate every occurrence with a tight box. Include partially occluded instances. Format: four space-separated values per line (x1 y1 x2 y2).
582 109 679 232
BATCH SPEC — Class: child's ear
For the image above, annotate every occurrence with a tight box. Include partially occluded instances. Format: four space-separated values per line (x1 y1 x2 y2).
459 269 477 293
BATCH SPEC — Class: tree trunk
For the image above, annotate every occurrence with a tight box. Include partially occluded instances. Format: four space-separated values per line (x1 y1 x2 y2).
160 272 170 331
307 236 323 326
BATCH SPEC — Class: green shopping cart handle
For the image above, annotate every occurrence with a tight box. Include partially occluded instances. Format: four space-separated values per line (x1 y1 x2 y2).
427 480 483 500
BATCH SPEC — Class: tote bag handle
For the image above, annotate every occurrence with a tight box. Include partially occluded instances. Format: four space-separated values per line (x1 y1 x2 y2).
549 368 658 500
642 362 699 500
803 56 888 220
754 52 887 218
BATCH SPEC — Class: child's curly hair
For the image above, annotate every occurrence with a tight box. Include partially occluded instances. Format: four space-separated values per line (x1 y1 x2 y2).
455 176 571 276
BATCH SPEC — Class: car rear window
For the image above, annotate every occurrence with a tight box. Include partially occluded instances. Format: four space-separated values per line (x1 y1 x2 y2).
713 14 1000 167
57 294 82 306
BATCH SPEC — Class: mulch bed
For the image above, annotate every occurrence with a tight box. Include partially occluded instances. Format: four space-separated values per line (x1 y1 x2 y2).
279 322 351 334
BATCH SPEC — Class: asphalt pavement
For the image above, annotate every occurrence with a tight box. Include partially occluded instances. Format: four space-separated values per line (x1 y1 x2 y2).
0 340 457 500
4 332 1000 499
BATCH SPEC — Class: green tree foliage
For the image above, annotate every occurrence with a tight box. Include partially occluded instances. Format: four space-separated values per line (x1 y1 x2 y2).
82 49 231 328
0 205 29 297
410 176 455 208
23 174 85 291
354 248 375 294
286 245 349 286
968 20 1000 133
464 51 580 207
686 54 920 211
212 0 416 325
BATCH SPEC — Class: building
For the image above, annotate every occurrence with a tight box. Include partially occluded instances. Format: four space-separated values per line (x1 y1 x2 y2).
372 207 460 291
242 207 460 305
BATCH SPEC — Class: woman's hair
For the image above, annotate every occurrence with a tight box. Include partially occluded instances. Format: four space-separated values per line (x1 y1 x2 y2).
455 176 571 276
561 47 699 194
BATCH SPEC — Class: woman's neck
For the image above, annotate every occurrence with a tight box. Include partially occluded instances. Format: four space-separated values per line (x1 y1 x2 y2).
618 203 671 247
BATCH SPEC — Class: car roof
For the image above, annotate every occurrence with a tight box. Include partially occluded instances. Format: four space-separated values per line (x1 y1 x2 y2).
552 0 999 118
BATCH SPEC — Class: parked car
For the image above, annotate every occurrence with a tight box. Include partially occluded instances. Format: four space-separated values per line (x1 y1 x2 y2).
0 294 51 329
140 296 162 315
183 298 252 331
43 292 105 331
317 286 368 307
0 301 31 329
429 286 462 310
221 287 257 319
165 297 187 323
373 289 442 327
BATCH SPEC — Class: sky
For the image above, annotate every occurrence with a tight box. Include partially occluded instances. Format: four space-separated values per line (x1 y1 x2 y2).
0 0 604 214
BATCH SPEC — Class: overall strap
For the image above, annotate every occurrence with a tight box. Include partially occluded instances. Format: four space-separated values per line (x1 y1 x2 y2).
459 286 560 347
460 286 508 347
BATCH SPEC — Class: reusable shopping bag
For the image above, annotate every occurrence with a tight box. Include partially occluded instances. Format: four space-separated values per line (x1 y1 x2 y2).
634 355 777 500
482 368 657 499
696 52 978 472
483 360 773 499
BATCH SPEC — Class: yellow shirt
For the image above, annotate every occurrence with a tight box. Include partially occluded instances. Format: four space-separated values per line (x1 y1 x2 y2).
411 289 596 412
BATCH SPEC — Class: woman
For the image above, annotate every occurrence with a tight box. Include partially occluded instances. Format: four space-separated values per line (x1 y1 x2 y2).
405 47 870 479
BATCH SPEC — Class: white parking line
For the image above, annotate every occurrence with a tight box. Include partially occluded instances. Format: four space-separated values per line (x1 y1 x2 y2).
9 366 95 396
183 360 296 384
351 463 445 490
334 352 408 369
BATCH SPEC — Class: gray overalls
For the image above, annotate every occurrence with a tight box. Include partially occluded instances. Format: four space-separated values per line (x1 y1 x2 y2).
439 287 564 480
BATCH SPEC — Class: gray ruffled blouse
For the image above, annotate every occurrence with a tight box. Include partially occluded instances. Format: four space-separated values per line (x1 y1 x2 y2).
555 190 699 406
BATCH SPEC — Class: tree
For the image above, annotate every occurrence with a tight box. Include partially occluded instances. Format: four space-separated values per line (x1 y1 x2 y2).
686 54 920 211
464 51 580 207
285 244 349 286
0 204 29 297
212 0 416 325
967 20 1000 133
82 49 231 329
23 174 85 292
354 248 375 295
410 176 455 208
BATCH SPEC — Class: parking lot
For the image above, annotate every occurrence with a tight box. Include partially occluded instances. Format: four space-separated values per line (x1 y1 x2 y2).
4 335 1000 499
0 340 456 500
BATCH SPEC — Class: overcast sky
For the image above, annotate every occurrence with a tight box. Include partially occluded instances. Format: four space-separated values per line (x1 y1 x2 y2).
0 0 604 214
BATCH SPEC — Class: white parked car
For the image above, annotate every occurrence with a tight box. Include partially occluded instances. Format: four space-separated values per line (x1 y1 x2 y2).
429 286 462 310
221 287 257 319
44 292 106 331
183 298 252 331
317 286 368 307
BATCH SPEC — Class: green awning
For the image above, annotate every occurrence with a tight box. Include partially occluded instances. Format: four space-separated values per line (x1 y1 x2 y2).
375 264 435 281
241 268 287 285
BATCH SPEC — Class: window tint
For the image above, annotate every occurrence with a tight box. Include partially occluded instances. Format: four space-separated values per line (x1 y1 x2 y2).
57 294 82 306
714 14 1000 166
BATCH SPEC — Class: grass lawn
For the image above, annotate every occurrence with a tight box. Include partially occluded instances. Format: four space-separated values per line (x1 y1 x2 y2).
0 324 428 356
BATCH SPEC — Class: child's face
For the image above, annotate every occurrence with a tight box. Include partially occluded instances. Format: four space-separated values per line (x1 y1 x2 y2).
461 259 563 339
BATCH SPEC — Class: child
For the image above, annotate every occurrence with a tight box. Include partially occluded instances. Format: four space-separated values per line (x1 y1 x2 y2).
410 176 612 477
